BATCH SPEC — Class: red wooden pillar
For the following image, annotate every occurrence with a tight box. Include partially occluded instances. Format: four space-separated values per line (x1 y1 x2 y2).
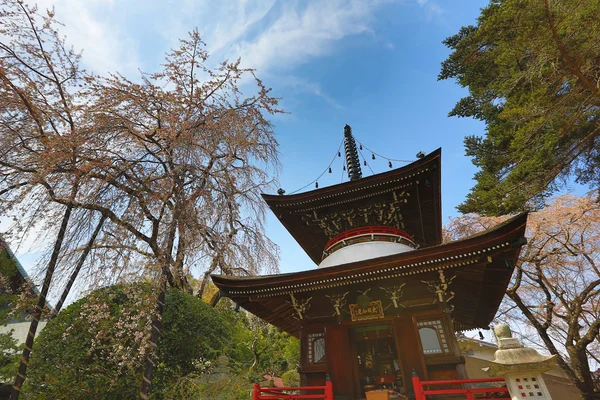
325 377 334 400
252 383 260 400
412 373 425 400
466 388 475 400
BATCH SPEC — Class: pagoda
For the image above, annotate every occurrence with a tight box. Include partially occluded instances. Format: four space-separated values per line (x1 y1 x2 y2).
212 125 527 399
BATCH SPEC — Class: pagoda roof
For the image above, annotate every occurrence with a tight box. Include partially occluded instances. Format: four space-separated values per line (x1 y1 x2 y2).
213 213 528 336
0 237 38 296
263 149 442 264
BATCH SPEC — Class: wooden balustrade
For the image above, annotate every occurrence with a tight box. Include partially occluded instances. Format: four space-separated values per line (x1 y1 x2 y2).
412 375 510 400
252 380 334 400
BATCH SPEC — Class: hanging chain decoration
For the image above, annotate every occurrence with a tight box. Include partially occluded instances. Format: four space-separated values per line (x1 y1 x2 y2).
289 294 313 320
357 145 375 175
422 270 456 313
380 283 406 309
326 291 350 316
355 138 415 164
285 125 417 194
288 139 344 194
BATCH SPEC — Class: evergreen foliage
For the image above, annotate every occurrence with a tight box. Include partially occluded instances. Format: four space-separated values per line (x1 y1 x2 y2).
23 284 232 400
281 369 300 387
0 329 19 384
440 0 600 215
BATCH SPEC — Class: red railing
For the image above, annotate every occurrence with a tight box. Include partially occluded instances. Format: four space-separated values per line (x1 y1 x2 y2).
412 376 510 400
252 381 333 400
324 226 414 251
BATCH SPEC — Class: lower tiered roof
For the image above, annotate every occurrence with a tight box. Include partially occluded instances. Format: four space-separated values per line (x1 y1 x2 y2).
212 213 528 336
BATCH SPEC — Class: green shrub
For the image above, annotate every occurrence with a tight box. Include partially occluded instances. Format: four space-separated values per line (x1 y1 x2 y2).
166 372 251 399
23 283 232 399
281 369 300 387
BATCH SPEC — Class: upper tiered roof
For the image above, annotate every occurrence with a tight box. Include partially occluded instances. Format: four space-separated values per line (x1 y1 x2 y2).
263 148 442 264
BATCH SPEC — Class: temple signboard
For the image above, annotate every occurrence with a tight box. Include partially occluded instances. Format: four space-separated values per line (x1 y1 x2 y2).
349 300 384 321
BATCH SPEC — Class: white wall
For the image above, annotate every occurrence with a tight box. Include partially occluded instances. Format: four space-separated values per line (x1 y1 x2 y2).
0 320 47 346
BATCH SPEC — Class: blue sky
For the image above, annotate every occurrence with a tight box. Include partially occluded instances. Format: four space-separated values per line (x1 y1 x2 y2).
17 0 494 275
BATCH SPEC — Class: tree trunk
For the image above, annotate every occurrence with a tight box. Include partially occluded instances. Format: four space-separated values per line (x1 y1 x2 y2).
567 345 598 400
251 336 260 371
208 290 221 307
139 274 167 400
197 257 219 300
10 204 74 399
508 291 598 400
52 214 107 316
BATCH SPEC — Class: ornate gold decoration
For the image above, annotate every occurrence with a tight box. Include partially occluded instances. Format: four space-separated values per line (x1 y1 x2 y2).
422 269 456 312
289 294 312 320
300 191 409 237
326 291 350 316
380 283 406 308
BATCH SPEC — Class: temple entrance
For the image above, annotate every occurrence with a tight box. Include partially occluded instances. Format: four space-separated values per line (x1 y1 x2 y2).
351 324 405 399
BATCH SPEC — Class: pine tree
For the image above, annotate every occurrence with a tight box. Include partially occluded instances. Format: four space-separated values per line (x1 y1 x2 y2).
440 0 600 215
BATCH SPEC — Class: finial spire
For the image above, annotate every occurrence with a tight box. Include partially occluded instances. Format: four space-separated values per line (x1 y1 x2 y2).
343 124 362 181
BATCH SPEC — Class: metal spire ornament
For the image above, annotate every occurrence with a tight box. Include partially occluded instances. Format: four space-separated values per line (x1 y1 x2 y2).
343 124 362 181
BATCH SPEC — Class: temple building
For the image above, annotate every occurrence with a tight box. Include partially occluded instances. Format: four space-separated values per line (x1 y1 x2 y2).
212 126 528 399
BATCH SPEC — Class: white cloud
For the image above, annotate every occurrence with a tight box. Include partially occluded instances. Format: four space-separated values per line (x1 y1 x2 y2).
225 0 385 73
152 0 278 64
33 0 142 77
148 0 391 74
148 0 391 109
416 0 444 21
13 0 444 80
274 75 345 110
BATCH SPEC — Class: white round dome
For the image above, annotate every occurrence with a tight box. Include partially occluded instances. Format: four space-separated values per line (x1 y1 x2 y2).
318 240 414 268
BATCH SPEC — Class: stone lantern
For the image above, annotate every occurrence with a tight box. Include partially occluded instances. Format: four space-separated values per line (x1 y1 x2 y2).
483 323 557 400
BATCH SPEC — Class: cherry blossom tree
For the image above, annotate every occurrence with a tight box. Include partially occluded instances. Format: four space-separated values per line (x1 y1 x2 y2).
444 193 600 399
0 0 281 397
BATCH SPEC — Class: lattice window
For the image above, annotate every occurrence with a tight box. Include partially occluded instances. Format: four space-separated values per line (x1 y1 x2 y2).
307 332 325 364
515 377 545 397
417 319 449 355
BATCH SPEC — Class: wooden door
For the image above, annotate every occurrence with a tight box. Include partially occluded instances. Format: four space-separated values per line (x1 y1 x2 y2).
325 324 354 399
